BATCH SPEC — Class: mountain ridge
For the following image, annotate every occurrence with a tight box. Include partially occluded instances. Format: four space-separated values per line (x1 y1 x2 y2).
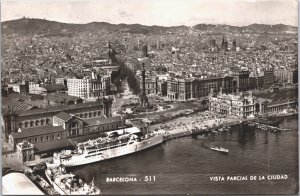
1 17 298 35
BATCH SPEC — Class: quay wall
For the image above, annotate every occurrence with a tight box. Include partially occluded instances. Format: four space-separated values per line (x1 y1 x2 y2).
163 120 243 141
161 113 295 142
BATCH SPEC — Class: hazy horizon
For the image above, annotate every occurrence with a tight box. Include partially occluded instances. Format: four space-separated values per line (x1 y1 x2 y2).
1 0 298 27
1 16 298 28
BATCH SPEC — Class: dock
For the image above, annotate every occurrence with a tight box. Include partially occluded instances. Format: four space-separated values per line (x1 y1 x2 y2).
163 120 243 141
246 122 293 132
162 116 290 142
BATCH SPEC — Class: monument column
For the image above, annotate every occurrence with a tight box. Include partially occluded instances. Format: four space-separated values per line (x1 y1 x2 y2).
140 63 149 106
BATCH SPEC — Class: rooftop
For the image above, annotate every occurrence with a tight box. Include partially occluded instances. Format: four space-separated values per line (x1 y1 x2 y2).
17 101 105 116
34 138 73 153
45 93 82 102
84 115 122 126
254 88 297 102
12 125 64 139
2 172 45 195
216 94 242 100
2 97 36 114
54 111 73 122
43 84 66 92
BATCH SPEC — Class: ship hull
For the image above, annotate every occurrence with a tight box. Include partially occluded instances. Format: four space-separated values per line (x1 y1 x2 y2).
210 148 229 153
57 134 163 167
45 171 68 195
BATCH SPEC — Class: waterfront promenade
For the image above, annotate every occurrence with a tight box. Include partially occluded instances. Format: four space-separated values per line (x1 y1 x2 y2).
150 111 245 140
150 109 298 140
2 110 296 170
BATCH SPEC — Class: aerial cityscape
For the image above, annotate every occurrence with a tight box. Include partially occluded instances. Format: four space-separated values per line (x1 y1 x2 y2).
1 0 298 195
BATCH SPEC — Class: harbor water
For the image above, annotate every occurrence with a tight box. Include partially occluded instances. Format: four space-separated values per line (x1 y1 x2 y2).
69 116 298 195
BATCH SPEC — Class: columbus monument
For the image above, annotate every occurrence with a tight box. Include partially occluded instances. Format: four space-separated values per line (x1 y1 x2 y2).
140 63 149 106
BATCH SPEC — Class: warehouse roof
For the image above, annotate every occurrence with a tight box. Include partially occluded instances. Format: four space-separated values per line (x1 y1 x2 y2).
34 138 74 152
84 116 122 126
12 125 64 139
42 84 66 92
54 111 73 121
17 101 104 116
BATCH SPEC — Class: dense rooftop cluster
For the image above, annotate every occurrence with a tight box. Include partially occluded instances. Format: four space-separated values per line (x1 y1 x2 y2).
1 18 298 105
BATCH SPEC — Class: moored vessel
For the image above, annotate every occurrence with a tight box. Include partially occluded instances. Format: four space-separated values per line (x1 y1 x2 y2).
51 127 164 167
210 146 229 153
45 165 100 195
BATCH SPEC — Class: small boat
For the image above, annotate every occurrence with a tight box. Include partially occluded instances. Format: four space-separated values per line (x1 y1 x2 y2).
32 163 46 172
211 130 218 134
197 135 206 139
45 164 101 195
210 146 229 153
25 170 59 195
46 161 60 169
224 126 230 130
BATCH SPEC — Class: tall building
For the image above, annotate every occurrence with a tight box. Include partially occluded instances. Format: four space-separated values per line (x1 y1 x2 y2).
67 72 103 101
142 44 148 57
157 79 167 96
209 91 256 117
232 39 237 51
221 35 229 52
167 77 194 100
233 71 250 93
55 78 65 85
194 76 233 98
249 75 264 90
262 68 275 87
101 75 111 95
167 76 234 101
274 68 296 84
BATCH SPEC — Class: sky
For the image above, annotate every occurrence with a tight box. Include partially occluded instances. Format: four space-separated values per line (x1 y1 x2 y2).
1 0 298 26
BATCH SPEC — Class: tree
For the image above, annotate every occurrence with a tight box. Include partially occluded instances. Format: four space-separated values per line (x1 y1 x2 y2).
112 56 140 94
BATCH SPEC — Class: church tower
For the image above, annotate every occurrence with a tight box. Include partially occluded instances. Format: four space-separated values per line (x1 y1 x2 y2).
232 38 237 51
221 35 228 52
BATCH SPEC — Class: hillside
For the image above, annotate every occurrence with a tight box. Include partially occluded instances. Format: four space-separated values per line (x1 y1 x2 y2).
1 18 297 36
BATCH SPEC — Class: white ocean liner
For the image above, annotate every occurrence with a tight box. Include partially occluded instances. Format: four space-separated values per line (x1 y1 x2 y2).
50 127 164 167
45 165 100 195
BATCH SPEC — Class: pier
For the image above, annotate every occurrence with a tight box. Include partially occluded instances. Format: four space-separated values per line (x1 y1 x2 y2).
159 112 292 142
246 122 293 132
162 121 241 141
